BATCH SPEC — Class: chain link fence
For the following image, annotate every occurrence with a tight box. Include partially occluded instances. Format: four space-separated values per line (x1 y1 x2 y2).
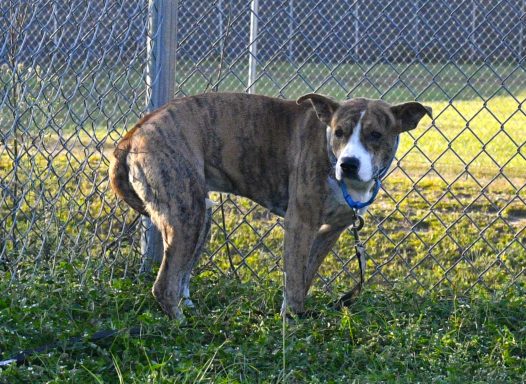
1 0 525 295
1 0 149 282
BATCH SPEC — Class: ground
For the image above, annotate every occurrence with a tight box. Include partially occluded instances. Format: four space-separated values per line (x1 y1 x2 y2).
1 270 526 383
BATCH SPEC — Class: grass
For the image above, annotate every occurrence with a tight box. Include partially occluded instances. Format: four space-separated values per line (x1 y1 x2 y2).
1 61 525 381
1 269 526 383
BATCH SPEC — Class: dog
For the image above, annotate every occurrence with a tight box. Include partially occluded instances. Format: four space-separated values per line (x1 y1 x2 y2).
109 92 431 319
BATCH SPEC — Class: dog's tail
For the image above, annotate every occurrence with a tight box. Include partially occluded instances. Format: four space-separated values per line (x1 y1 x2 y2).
109 114 154 217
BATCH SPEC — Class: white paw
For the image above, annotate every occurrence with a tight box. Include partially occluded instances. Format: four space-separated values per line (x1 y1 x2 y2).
183 298 195 308
280 299 287 317
205 198 218 209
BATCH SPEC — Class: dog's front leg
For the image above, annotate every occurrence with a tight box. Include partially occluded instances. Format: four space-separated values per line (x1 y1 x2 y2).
282 208 320 315
304 225 346 292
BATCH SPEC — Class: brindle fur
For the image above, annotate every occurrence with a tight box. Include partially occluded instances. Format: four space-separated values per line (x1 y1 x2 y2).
109 92 431 319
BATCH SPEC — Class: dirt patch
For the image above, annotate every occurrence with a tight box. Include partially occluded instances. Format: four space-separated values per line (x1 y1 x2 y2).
505 207 526 226
412 221 431 232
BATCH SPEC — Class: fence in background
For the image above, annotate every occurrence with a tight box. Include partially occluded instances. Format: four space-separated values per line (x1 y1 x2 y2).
1 0 525 295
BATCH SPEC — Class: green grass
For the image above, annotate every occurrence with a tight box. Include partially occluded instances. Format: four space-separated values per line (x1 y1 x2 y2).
1 269 526 383
175 60 526 102
24 89 526 175
398 93 525 178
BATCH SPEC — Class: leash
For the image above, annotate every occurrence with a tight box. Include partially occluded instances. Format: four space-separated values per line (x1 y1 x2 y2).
0 327 144 367
333 209 367 308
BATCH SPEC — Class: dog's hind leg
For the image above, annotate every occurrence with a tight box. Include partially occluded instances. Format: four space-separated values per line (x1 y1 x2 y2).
182 205 212 308
153 210 206 320
129 154 207 320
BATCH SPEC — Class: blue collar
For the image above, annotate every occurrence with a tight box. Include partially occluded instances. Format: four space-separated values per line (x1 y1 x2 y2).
329 136 399 210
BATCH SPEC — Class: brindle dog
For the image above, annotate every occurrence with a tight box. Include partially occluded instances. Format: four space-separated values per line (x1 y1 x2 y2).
109 93 431 319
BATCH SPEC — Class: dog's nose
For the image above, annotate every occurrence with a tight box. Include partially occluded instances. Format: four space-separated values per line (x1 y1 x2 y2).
340 156 360 177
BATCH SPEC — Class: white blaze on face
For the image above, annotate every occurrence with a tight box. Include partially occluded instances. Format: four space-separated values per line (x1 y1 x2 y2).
335 111 373 182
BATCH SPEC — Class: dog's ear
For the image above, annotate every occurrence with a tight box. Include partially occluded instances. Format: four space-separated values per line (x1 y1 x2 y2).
390 102 432 133
297 93 340 125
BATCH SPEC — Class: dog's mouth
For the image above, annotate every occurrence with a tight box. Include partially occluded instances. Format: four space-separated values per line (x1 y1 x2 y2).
340 175 374 191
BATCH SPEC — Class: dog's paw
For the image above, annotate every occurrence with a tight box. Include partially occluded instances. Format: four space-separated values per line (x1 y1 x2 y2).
183 297 195 308
205 198 218 209
280 298 306 318
163 304 186 323
152 286 186 322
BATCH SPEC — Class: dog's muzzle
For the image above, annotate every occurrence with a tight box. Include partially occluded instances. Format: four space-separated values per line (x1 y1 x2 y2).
339 156 361 180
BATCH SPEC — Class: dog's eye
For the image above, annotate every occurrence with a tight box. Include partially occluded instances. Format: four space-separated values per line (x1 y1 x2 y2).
370 131 382 140
335 128 344 138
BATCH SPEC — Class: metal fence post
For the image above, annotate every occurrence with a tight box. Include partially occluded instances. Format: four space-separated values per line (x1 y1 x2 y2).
470 0 478 62
353 0 360 59
247 0 259 93
521 0 525 59
218 0 224 56
288 0 294 62
141 0 178 272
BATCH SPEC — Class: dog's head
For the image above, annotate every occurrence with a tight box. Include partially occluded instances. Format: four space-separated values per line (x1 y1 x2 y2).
297 94 432 189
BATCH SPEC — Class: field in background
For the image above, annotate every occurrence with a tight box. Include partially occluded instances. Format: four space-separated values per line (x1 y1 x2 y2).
176 61 526 101
2 66 524 286
1 61 525 381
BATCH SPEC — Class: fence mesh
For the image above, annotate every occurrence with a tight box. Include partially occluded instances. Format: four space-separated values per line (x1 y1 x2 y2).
1 0 525 295
1 0 149 281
